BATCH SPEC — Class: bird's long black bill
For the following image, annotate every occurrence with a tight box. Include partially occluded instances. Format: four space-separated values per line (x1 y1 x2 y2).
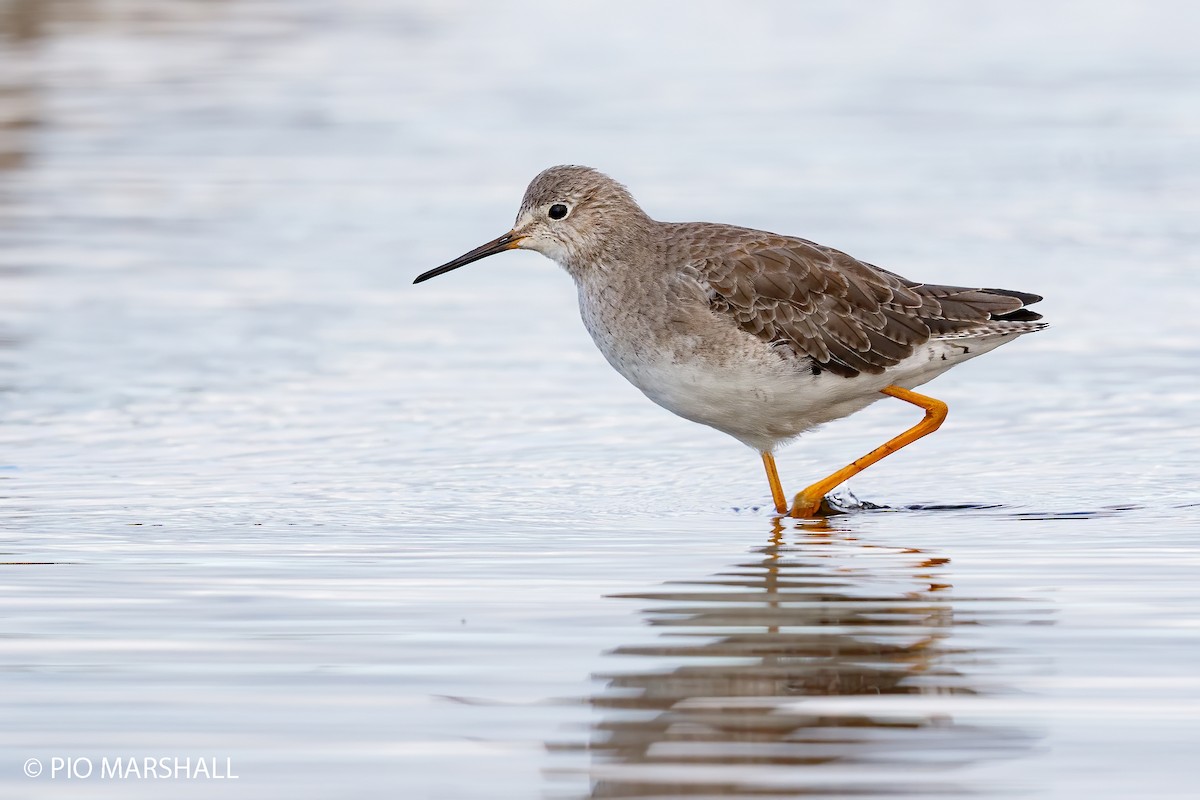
413 232 521 284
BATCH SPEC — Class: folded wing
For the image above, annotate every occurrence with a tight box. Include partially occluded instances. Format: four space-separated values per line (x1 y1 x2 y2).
702 235 1044 378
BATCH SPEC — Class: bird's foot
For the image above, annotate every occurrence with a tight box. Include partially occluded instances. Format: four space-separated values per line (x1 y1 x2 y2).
788 491 839 518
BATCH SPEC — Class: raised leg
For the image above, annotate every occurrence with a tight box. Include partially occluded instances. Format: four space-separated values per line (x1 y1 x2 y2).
790 385 949 518
761 451 788 514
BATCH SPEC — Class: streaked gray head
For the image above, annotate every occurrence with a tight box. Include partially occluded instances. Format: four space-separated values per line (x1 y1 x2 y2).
513 165 647 263
414 165 651 285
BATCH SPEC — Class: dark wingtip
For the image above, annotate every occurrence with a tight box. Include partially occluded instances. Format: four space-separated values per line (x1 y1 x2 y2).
983 287 1043 306
993 307 1043 322
980 287 1044 321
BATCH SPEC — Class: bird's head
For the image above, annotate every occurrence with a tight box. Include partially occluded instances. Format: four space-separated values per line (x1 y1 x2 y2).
414 165 650 284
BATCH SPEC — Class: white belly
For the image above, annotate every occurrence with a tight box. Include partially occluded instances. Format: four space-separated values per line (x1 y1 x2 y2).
597 322 1024 452
576 279 1028 452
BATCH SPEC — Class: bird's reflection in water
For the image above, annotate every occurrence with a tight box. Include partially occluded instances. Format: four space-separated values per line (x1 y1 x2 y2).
0 0 42 173
580 519 1040 798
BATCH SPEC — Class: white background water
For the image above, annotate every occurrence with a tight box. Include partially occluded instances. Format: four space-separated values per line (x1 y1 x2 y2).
2 1 1198 797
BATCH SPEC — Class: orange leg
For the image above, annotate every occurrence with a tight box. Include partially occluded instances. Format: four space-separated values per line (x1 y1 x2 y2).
760 451 788 514
790 385 949 518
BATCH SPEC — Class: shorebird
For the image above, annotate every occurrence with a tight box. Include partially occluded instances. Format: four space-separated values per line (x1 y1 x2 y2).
414 166 1045 517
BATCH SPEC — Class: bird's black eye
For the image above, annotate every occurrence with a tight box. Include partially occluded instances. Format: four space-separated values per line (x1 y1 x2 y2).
548 203 568 220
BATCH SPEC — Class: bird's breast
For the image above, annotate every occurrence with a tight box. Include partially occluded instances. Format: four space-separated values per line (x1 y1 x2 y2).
575 270 709 379
574 273 810 443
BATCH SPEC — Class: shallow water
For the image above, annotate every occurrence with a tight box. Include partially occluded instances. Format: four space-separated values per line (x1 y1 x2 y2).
2 1 1199 797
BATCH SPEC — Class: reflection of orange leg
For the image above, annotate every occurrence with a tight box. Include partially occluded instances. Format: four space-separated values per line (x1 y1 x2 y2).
760 452 788 515
790 385 949 518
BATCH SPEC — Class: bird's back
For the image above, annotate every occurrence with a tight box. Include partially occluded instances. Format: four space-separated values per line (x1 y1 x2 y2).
661 221 1045 379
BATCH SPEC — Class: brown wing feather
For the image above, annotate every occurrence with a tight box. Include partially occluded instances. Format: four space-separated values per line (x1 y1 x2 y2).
696 228 1043 378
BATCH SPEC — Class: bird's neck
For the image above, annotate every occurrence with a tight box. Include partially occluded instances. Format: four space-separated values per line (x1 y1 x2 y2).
557 218 661 284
